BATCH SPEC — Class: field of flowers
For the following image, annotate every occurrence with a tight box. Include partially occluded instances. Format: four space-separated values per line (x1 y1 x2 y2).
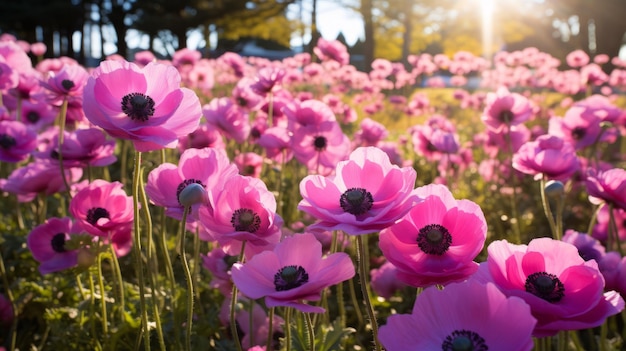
0 35 626 351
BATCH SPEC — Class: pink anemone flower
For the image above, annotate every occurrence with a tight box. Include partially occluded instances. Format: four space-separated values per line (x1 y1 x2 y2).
27 217 84 274
291 120 351 176
0 159 82 202
33 127 117 168
202 97 251 143
585 168 626 211
379 280 537 351
197 174 283 258
481 86 532 132
82 60 202 152
69 180 134 238
0 120 37 163
145 147 238 221
512 134 580 181
379 184 487 287
298 146 420 235
231 233 355 313
476 238 625 336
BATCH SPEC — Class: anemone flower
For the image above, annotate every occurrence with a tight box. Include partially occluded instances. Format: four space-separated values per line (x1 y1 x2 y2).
512 134 580 181
39 63 89 104
231 233 355 313
82 60 202 152
298 146 420 235
0 293 13 327
379 280 536 351
33 127 116 168
69 179 134 238
197 174 283 258
27 217 84 274
476 237 625 336
481 86 532 132
202 97 251 143
0 159 82 202
313 38 349 65
353 117 388 147
0 120 37 163
561 229 606 262
585 167 626 210
146 147 238 222
379 184 487 287
548 106 618 150
291 120 351 176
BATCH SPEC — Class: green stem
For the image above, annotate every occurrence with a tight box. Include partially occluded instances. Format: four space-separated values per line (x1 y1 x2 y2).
88 271 98 346
284 307 292 351
96 253 109 336
56 98 73 200
355 235 381 351
180 206 194 351
109 245 126 325
158 206 180 350
607 204 624 256
304 311 315 351
230 242 247 351
138 171 166 351
266 307 274 351
132 151 151 351
540 178 558 239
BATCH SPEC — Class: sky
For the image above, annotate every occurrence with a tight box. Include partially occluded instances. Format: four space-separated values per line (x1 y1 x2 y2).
286 0 364 48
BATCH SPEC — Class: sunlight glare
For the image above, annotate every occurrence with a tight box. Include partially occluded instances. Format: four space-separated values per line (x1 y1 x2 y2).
481 0 494 59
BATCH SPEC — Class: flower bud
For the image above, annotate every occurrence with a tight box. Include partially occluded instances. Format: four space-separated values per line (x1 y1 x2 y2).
544 180 564 197
178 183 207 207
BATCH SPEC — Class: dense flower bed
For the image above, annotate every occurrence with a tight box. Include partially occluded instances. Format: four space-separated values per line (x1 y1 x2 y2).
0 34 626 350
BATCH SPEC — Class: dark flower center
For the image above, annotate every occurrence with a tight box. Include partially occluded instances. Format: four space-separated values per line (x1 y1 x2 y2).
250 127 261 139
231 208 261 233
340 187 374 215
274 265 309 291
222 254 239 269
0 134 16 149
86 207 111 226
525 271 565 303
442 330 488 351
176 179 205 205
416 224 452 255
51 233 67 253
121 92 155 121
571 127 586 140
26 111 40 123
61 79 75 91
313 136 327 150
498 109 514 124
243 165 256 176
236 96 248 107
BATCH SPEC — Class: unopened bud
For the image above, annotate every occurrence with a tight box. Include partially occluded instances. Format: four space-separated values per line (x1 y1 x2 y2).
178 183 207 207
544 180 564 197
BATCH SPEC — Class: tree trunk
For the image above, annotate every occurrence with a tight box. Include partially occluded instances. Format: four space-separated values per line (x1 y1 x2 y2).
360 0 374 71
401 0 412 68
309 0 320 56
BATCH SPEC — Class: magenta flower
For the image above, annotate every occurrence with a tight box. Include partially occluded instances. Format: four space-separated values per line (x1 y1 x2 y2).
177 122 225 151
34 127 116 168
202 247 236 295
292 120 350 175
379 280 536 351
197 174 283 257
593 204 626 243
370 260 407 299
353 117 388 147
313 38 349 65
69 180 134 238
234 152 264 178
298 146 420 235
39 63 89 104
548 106 618 150
202 97 250 143
27 217 84 274
283 99 336 131
481 86 532 132
218 296 284 350
146 147 237 221
379 184 487 287
250 66 285 96
0 120 37 163
0 159 82 202
256 126 293 164
585 168 626 210
82 60 202 152
562 229 606 262
231 233 355 313
16 99 57 131
512 134 580 181
477 238 625 336
0 293 13 327
566 49 590 68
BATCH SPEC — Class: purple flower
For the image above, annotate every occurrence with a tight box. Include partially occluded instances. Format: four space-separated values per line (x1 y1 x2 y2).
298 146 420 235
0 120 37 163
27 217 83 274
586 168 626 210
379 280 537 351
512 134 580 181
231 233 355 313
